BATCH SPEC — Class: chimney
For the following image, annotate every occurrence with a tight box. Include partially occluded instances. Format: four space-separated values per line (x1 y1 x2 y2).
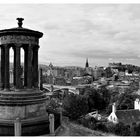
112 103 116 113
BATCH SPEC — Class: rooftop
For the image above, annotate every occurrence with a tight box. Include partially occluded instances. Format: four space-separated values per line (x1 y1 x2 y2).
116 109 140 124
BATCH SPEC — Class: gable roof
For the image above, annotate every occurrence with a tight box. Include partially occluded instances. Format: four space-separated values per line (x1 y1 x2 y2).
116 109 140 124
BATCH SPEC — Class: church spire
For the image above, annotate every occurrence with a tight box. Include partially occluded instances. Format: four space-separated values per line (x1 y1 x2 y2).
85 58 89 68
49 62 53 69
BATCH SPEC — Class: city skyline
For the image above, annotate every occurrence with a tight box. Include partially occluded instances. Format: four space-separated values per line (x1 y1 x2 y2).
1 4 140 67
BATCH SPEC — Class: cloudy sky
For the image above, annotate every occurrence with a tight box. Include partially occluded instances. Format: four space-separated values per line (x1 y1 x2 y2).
0 4 140 67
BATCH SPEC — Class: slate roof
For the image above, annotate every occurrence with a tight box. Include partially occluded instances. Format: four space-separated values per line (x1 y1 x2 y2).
116 109 140 124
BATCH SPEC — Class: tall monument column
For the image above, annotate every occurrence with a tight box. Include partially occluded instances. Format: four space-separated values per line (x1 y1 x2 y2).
24 47 28 87
32 46 39 88
0 47 1 89
1 46 5 89
27 45 33 88
15 44 21 89
4 45 10 90
0 46 5 89
13 47 16 86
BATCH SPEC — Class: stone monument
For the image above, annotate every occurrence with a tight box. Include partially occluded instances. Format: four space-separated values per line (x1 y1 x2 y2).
0 18 48 136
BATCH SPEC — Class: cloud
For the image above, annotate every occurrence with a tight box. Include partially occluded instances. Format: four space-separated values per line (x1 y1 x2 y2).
1 4 140 66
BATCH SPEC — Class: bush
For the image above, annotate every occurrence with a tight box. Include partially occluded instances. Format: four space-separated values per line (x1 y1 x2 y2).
106 122 116 133
133 123 140 136
78 116 98 130
94 122 108 132
100 122 132 136
46 98 60 111
114 122 131 136
63 93 89 120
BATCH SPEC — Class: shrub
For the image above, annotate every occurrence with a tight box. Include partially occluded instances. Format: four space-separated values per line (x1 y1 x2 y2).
133 123 140 136
106 122 116 133
114 122 131 136
94 122 108 132
80 116 97 129
63 93 89 120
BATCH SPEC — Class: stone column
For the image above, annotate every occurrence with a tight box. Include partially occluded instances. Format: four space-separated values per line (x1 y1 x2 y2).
0 47 1 89
49 114 55 135
24 47 28 87
4 45 10 90
27 45 33 88
14 118 21 136
0 46 5 89
15 44 21 89
13 47 16 86
32 46 39 88
39 68 43 90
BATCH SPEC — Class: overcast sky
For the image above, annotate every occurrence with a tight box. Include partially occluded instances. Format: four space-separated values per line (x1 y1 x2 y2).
0 4 140 67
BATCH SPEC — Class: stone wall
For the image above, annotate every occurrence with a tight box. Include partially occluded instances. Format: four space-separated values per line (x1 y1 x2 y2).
0 102 47 120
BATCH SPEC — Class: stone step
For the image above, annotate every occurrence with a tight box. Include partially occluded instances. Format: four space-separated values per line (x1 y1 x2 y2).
0 94 46 100
0 97 48 105
0 92 44 97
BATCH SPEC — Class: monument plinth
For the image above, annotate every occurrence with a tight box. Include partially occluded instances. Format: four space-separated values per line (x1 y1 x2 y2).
0 18 48 136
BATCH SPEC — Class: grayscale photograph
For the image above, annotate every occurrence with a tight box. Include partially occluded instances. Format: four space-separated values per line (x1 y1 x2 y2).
0 2 140 136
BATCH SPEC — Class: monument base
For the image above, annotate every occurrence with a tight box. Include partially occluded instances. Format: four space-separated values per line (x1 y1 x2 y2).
0 89 49 136
0 115 49 136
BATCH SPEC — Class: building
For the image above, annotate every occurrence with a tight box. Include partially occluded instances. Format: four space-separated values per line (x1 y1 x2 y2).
108 99 140 126
108 62 122 71
71 76 93 86
54 77 66 86
93 66 104 80
85 58 93 76
85 58 89 68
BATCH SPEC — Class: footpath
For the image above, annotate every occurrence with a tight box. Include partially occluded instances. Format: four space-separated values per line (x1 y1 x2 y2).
55 117 114 136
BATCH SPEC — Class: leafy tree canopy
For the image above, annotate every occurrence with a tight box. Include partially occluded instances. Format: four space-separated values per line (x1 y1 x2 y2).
63 93 89 120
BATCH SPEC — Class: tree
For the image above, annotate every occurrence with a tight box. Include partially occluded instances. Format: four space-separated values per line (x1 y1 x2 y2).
106 90 139 114
94 122 108 132
97 86 111 110
105 67 113 78
63 93 89 120
117 94 135 110
83 87 102 111
133 123 140 136
114 122 131 136
83 88 96 111
79 115 97 129
46 98 61 111
82 86 111 111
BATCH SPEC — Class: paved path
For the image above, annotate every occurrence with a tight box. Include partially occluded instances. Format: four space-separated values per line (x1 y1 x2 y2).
55 118 114 136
